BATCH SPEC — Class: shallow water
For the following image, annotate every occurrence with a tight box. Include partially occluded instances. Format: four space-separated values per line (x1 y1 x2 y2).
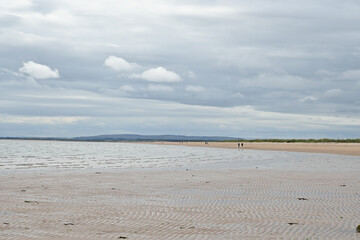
0 140 359 174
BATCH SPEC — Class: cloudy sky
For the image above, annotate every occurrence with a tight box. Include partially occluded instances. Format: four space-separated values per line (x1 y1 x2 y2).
1 0 360 138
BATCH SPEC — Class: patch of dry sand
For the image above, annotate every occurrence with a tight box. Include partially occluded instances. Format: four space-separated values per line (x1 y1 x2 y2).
1 169 359 239
145 142 360 156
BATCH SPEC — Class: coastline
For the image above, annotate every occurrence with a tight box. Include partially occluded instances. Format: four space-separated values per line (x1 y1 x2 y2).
142 141 360 156
1 141 359 239
2 139 360 156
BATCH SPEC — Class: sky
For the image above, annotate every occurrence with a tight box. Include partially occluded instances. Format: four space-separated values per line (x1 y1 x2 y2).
1 0 360 138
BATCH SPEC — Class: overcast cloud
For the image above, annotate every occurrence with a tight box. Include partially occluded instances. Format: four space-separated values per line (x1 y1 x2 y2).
1 0 360 138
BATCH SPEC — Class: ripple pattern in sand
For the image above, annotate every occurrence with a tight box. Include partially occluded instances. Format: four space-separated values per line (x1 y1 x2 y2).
1 170 359 239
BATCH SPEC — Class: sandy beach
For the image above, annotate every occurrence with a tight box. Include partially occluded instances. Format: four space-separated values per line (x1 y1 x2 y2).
1 142 360 239
1 169 359 239
146 141 360 156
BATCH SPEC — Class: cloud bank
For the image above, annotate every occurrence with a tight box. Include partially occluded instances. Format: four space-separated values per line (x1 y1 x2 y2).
0 0 360 138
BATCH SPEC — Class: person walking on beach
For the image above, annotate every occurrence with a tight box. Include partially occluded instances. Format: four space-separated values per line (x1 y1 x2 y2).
238 143 240 149
241 143 244 149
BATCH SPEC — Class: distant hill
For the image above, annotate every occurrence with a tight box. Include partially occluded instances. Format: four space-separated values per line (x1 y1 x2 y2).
73 134 241 142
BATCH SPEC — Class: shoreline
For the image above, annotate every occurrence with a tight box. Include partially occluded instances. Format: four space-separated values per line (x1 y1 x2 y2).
141 141 360 156
1 141 359 239
2 139 360 156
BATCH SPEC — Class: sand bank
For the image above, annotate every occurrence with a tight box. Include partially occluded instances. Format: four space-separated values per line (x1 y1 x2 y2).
145 141 360 156
1 169 359 239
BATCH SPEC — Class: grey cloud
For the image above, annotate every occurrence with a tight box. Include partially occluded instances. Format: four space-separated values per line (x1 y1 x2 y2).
185 85 205 92
341 69 360 80
323 89 343 98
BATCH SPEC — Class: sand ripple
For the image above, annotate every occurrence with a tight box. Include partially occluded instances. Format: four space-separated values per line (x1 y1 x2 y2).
1 169 359 239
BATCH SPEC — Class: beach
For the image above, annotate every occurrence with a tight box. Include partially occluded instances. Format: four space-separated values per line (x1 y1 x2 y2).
145 141 360 156
1 141 360 239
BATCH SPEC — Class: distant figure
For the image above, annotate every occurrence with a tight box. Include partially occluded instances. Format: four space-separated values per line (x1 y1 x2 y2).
241 143 244 148
238 143 240 149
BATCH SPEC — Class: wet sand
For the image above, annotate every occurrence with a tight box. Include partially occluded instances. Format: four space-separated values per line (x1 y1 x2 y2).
1 168 360 239
1 141 359 239
146 141 360 156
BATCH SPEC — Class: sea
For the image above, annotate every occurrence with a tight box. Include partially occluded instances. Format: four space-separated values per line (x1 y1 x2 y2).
0 140 359 174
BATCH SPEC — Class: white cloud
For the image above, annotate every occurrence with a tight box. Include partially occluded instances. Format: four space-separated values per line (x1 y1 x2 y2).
186 85 205 92
131 67 182 83
0 0 32 10
19 61 60 79
57 2 236 19
148 84 173 92
159 4 237 18
104 56 139 71
30 10 79 26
